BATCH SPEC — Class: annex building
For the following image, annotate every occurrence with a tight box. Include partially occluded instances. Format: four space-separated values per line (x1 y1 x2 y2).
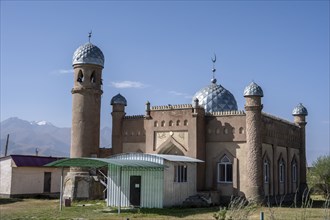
64 38 308 206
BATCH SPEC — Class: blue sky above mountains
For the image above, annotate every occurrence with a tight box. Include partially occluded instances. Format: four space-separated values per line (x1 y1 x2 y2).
0 1 329 163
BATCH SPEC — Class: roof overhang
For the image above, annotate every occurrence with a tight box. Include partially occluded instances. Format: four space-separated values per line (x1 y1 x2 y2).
45 157 166 169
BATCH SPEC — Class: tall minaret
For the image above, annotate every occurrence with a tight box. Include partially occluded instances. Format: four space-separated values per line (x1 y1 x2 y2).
111 93 127 155
71 34 104 159
243 82 264 202
292 103 308 192
64 34 105 200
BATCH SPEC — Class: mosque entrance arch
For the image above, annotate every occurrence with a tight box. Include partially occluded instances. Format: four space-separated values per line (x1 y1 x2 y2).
159 144 184 155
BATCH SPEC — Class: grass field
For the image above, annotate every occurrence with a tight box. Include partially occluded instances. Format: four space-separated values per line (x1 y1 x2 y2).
0 198 329 220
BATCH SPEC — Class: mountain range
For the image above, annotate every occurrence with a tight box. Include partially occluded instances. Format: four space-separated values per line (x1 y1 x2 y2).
0 117 111 157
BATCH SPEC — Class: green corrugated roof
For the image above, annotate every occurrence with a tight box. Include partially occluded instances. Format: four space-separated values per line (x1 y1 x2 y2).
45 158 165 169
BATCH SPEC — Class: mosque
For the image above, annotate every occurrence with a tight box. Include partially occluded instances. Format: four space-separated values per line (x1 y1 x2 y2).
65 38 308 204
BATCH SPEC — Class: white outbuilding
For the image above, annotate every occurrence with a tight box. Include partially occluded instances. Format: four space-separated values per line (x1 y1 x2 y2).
0 155 67 198
46 153 203 209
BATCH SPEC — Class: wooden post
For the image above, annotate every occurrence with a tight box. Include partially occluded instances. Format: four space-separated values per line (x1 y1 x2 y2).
4 134 9 156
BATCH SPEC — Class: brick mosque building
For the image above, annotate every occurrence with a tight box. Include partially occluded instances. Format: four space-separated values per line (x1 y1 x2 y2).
65 39 308 204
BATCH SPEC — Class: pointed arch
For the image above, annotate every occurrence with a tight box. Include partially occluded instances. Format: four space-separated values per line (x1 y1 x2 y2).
90 71 96 83
158 136 187 155
77 70 84 83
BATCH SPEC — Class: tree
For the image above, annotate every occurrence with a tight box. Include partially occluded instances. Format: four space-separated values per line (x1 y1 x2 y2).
307 155 330 199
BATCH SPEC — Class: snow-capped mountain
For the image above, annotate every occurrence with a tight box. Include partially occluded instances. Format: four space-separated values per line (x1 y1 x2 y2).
30 120 54 126
0 117 111 157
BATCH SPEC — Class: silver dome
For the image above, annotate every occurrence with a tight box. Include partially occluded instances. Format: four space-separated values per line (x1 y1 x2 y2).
111 93 127 106
292 103 308 116
192 78 238 112
244 82 264 97
72 43 104 67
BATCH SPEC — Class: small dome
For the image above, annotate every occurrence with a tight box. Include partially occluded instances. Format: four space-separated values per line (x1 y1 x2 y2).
111 93 127 106
244 82 264 97
292 103 308 116
72 42 104 67
192 79 238 112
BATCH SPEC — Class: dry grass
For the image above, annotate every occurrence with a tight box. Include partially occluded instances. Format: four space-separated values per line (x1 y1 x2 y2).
0 198 328 220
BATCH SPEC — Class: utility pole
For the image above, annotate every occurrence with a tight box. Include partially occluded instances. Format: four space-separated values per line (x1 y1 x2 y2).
4 134 9 156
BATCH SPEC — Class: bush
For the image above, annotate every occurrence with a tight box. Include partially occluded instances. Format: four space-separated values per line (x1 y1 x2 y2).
307 155 330 199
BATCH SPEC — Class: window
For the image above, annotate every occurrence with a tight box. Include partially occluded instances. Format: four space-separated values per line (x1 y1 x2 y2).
264 159 270 183
174 165 187 182
90 71 96 83
218 155 233 183
169 120 173 126
161 121 165 127
176 120 181 126
77 70 84 83
279 158 285 183
154 121 158 127
292 161 297 183
223 128 228 134
239 127 244 134
184 120 188 126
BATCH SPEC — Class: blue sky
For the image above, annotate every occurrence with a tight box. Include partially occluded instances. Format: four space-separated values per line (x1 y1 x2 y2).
1 1 329 164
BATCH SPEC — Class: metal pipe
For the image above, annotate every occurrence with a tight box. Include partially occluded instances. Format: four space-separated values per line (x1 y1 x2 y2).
118 166 122 214
60 167 64 211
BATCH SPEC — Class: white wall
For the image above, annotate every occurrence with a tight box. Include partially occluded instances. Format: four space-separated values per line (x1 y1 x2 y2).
108 166 164 208
10 166 67 195
0 158 13 196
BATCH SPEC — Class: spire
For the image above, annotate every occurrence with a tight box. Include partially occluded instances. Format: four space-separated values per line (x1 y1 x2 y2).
88 31 92 43
211 53 217 84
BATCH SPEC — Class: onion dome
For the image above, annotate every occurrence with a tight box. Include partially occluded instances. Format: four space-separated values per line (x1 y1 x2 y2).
192 78 238 112
292 103 308 116
72 42 104 67
111 93 127 106
243 82 264 97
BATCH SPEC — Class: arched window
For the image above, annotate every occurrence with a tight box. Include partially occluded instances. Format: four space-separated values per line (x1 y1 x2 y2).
184 120 188 126
215 128 220 134
90 71 96 83
264 159 270 183
77 70 84 83
218 155 233 183
279 158 285 183
154 121 158 127
223 128 228 134
239 127 244 134
169 120 173 126
292 159 297 183
176 120 181 126
161 121 165 127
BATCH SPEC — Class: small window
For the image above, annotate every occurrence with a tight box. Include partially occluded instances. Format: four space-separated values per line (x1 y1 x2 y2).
264 159 270 183
169 120 173 126
215 128 220 134
154 121 158 127
161 121 165 127
279 158 285 183
239 127 244 134
218 155 233 183
223 128 228 134
176 120 181 126
174 165 187 183
184 120 188 126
